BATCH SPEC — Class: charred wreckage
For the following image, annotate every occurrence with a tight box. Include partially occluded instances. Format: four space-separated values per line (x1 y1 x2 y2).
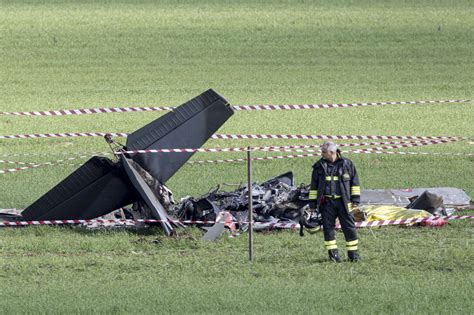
2 90 471 238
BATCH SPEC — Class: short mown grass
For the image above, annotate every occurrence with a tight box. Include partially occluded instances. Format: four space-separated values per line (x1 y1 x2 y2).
1 222 473 313
0 1 473 313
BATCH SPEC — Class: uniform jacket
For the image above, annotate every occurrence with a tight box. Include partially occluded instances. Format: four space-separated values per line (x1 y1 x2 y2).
308 155 360 211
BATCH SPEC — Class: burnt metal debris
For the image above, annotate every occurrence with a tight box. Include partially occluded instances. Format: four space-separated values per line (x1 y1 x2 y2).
19 89 234 235
172 171 313 229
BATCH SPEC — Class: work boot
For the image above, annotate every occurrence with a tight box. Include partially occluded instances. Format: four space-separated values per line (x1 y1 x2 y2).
328 249 342 263
348 250 361 262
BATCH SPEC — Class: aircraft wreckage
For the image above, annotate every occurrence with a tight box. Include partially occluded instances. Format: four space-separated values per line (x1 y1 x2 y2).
19 89 234 236
1 89 471 238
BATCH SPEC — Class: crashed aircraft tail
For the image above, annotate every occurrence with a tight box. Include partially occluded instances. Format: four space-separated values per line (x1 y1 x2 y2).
21 156 136 221
127 89 233 183
21 89 234 235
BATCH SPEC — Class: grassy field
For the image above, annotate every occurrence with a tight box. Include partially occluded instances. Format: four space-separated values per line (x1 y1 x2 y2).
0 1 473 313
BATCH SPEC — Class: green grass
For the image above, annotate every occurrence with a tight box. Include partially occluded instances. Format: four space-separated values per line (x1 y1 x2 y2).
0 1 473 313
1 223 473 313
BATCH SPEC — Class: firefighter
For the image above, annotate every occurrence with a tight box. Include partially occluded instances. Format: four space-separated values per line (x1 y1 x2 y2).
308 141 361 262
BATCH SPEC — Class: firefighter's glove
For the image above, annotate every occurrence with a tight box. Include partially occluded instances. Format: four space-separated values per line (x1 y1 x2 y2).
299 210 321 237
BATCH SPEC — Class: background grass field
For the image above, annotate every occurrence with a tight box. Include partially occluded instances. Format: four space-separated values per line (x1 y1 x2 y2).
0 1 473 313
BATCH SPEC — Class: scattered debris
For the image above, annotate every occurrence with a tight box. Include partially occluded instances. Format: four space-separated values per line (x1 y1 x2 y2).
170 175 471 237
361 187 471 207
202 212 236 241
406 190 446 216
172 172 309 229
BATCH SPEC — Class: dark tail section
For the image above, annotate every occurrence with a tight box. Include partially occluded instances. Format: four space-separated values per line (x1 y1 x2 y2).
126 89 234 183
22 157 137 220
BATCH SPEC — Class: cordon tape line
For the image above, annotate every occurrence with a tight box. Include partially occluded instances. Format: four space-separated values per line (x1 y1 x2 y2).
3 151 469 174
0 215 472 228
256 215 474 230
343 151 473 156
231 100 471 111
0 132 128 140
1 143 469 175
0 156 93 174
0 138 460 159
4 149 468 160
188 150 473 165
0 99 470 117
0 219 218 227
0 132 464 141
0 160 40 165
116 138 459 155
210 134 465 141
0 164 45 174
0 151 111 158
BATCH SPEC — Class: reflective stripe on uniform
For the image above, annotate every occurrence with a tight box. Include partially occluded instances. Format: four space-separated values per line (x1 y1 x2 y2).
346 240 358 251
325 240 337 249
305 226 321 234
325 195 341 199
351 186 361 195
308 190 318 200
346 240 358 246
325 176 339 181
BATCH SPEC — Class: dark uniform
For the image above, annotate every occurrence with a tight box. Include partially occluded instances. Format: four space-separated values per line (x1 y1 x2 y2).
308 153 361 261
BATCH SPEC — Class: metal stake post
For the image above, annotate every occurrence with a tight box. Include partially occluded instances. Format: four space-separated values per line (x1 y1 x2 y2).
247 147 253 262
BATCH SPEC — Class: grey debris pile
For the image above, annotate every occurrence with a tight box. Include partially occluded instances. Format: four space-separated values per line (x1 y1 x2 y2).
172 172 310 227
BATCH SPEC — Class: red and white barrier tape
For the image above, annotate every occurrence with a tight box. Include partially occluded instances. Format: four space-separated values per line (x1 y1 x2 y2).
0 164 45 174
188 153 318 164
116 138 457 155
3 152 468 174
0 138 462 159
210 134 465 141
343 150 473 156
0 156 92 174
0 132 465 141
188 150 473 165
0 99 470 117
273 139 467 149
0 153 322 173
231 100 471 111
0 219 215 227
1 145 469 175
0 215 472 228
0 151 111 158
0 160 39 165
0 132 128 140
257 215 474 230
4 149 468 160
